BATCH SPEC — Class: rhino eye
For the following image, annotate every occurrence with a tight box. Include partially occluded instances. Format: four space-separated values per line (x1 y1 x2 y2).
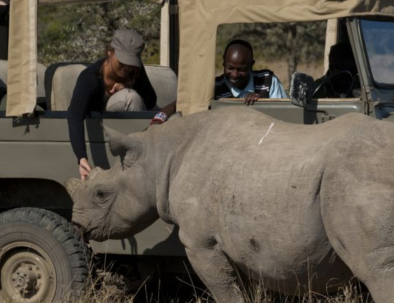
95 189 112 202
97 190 105 199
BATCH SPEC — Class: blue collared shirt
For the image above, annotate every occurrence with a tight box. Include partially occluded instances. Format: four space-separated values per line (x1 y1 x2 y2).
224 73 287 98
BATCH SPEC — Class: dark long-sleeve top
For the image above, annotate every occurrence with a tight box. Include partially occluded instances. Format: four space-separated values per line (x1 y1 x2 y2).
67 58 157 162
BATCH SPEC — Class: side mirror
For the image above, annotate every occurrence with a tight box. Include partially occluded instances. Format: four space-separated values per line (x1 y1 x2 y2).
289 72 314 108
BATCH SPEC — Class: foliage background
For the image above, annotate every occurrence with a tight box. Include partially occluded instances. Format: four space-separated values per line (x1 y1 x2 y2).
38 0 161 66
37 1 327 88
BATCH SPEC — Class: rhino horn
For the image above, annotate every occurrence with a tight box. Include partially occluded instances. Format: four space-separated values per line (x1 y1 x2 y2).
88 167 104 180
65 177 82 198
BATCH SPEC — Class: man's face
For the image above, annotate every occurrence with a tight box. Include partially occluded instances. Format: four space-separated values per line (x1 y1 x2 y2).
223 45 254 90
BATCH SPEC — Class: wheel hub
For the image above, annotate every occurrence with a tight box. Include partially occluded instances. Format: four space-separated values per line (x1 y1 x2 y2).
1 246 55 303
11 263 41 295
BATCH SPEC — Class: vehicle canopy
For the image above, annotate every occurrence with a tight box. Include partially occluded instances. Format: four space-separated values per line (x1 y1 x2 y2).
6 0 394 117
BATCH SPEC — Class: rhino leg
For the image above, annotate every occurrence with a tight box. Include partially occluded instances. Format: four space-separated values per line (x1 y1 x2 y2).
321 183 394 303
179 231 244 303
329 235 394 303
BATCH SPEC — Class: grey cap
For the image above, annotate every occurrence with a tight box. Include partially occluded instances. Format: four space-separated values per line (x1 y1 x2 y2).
110 29 145 67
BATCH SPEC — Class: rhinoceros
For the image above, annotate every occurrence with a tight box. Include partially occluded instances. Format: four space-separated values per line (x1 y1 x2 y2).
66 107 394 303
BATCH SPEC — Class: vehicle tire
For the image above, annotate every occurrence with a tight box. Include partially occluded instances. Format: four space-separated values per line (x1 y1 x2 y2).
0 207 91 303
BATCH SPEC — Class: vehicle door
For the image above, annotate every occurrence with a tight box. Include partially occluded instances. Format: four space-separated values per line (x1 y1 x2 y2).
348 16 394 122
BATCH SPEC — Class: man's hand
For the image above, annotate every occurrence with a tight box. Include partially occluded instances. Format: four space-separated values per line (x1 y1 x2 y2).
109 83 126 95
79 158 91 181
244 92 261 106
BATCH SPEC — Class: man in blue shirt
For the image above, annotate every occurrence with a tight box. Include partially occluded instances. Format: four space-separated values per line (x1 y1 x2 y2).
215 40 287 105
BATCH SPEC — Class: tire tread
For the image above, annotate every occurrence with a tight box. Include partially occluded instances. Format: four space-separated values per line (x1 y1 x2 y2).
0 207 91 290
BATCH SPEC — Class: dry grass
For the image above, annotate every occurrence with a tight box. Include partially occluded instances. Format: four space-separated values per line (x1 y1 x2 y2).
60 257 210 303
59 254 375 303
64 281 374 303
237 281 373 303
62 267 374 303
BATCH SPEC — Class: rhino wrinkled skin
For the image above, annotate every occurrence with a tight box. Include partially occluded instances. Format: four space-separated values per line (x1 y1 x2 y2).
67 107 394 303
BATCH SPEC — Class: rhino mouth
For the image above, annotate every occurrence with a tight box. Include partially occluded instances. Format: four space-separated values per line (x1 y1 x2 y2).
72 222 92 242
72 222 111 242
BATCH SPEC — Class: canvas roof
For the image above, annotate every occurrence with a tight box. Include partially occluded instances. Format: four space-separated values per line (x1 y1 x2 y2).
6 0 394 116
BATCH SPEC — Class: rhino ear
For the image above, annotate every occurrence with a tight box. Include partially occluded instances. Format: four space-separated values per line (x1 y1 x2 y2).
103 125 131 157
103 125 143 167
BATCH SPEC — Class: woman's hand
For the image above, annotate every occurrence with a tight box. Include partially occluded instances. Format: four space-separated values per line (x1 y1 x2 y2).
109 83 126 95
79 158 91 180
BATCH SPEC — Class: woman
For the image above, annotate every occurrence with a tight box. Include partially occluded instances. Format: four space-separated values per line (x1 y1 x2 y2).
67 29 156 180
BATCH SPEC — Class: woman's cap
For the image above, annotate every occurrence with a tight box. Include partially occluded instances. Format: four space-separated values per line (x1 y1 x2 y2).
110 29 145 67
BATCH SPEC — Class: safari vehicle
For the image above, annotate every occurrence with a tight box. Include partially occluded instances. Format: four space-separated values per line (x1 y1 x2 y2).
1 0 394 302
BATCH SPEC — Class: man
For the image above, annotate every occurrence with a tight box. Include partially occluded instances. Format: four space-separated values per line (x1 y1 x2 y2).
215 39 287 105
313 42 359 98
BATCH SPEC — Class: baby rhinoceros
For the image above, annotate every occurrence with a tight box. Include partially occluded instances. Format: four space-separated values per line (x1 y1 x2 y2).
66 107 394 303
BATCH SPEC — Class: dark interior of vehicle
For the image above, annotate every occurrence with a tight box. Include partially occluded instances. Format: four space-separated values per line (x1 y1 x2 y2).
0 2 8 61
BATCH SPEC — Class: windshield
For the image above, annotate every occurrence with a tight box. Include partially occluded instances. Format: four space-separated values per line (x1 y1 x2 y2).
361 19 394 86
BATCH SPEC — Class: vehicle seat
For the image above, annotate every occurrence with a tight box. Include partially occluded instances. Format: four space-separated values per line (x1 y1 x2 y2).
45 62 89 111
144 64 177 109
0 59 46 110
45 62 177 111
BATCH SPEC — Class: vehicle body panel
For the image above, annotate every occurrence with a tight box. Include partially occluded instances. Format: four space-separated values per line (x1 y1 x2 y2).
0 113 185 255
211 98 364 124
